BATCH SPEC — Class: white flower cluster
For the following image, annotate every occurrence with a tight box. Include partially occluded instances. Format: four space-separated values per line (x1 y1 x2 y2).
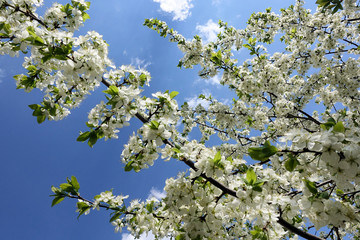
281 125 360 190
86 67 150 140
1 0 112 121
93 191 129 210
121 91 180 170
5 0 360 239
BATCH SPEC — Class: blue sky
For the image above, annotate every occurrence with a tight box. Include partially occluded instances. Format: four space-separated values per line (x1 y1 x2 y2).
0 1 316 239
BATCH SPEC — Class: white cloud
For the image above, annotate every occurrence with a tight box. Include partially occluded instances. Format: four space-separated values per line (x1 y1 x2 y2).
121 232 157 240
211 0 222 5
130 57 151 69
147 187 166 200
196 19 220 43
153 0 193 21
185 89 212 109
121 232 170 240
194 74 221 86
186 97 209 109
204 74 221 86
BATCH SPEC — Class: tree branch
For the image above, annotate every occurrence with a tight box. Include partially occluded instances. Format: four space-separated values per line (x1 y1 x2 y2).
99 69 326 240
277 217 325 240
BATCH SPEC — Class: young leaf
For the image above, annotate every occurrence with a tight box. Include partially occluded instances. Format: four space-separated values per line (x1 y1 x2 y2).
77 131 90 142
172 148 181 153
211 50 222 65
336 189 344 196
88 131 98 147
71 176 80 191
60 183 73 192
252 186 263 192
170 91 179 99
109 212 121 222
303 179 318 194
175 234 185 240
246 168 257 185
213 151 221 164
284 154 299 172
28 104 40 110
212 151 224 169
51 196 65 207
124 160 134 172
320 117 336 130
318 191 330 199
82 12 90 21
146 202 154 213
316 0 330 6
51 186 60 194
248 141 278 161
37 115 46 124
76 202 90 219
333 121 345 133
149 120 160 130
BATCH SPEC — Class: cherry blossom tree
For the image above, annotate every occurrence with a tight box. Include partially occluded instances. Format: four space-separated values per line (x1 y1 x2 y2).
1 0 360 239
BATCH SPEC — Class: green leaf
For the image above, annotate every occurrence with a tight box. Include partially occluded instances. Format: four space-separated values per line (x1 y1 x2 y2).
252 186 263 192
71 176 80 191
336 189 344 196
210 50 222 65
42 54 53 63
316 0 330 6
51 196 65 207
149 120 160 130
212 151 224 169
318 191 330 199
76 202 90 219
109 212 121 222
250 226 267 240
26 65 37 72
77 131 90 142
28 104 40 110
243 43 252 50
51 186 60 194
333 121 345 133
3 23 11 34
248 37 256 45
146 202 154 213
175 234 185 240
48 104 58 116
88 131 98 147
303 179 318 194
139 73 147 86
170 91 179 99
177 61 183 68
284 154 299 172
172 148 181 153
248 141 278 161
213 151 221 163
103 85 119 96
320 117 336 130
82 12 90 21
60 183 73 192
292 215 303 224
124 160 134 172
246 168 257 185
253 180 264 187
226 156 233 163
37 115 46 124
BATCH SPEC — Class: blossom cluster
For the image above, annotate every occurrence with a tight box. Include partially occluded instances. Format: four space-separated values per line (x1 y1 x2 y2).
6 0 360 239
121 91 180 171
